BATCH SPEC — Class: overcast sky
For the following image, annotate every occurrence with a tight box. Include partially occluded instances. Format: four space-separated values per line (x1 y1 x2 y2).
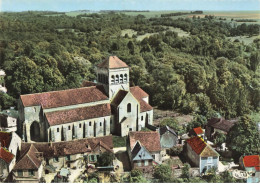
1 0 260 12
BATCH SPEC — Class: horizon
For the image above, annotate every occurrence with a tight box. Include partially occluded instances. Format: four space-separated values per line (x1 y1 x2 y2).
1 0 260 12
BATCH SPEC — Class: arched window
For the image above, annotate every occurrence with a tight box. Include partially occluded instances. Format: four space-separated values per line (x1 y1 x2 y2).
124 74 127 82
127 103 131 113
115 75 119 84
120 74 123 83
111 75 115 84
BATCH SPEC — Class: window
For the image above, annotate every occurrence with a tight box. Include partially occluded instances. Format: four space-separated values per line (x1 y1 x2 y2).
127 103 131 113
111 75 115 84
129 128 132 131
79 123 81 128
141 116 144 121
137 161 142 167
115 75 119 84
68 126 71 130
89 122 92 126
57 128 59 132
152 155 155 160
54 157 59 162
18 170 23 177
124 74 127 82
29 170 34 176
120 74 123 83
144 160 148 166
66 155 71 161
89 155 95 162
208 157 213 163
100 122 102 126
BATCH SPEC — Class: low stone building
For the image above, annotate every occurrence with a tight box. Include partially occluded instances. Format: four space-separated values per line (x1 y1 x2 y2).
127 131 162 172
17 56 154 142
239 155 260 183
19 136 113 172
0 112 17 132
205 118 237 141
185 136 219 174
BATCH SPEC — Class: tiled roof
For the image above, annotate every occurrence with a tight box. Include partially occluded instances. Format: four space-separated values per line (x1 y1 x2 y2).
14 145 42 170
20 136 113 158
97 56 129 69
45 103 111 126
186 136 207 155
111 90 128 106
0 132 12 148
130 86 152 112
129 131 161 152
0 147 14 164
207 118 236 132
81 81 97 87
193 127 204 135
20 86 108 109
243 155 260 168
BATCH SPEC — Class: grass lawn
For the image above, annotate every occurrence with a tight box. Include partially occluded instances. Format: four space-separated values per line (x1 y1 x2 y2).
113 136 127 148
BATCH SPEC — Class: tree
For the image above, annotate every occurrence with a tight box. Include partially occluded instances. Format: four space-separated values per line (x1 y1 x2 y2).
213 131 226 147
227 115 260 161
97 152 115 167
153 164 172 183
0 92 16 110
130 169 148 183
181 163 191 179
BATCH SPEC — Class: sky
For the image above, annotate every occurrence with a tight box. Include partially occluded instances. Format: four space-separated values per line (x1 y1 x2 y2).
0 0 260 12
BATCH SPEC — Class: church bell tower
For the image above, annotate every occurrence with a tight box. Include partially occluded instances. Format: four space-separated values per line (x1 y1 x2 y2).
97 56 129 100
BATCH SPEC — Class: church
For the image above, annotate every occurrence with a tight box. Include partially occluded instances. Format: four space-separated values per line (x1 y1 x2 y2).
17 56 154 142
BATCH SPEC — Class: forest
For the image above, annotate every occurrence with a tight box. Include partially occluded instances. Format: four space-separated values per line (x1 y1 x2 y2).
0 11 259 120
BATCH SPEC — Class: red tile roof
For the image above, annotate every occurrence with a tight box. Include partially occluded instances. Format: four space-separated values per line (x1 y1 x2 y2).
129 131 161 152
193 127 204 135
45 103 111 126
130 86 152 112
20 86 108 109
186 136 207 155
20 136 113 158
0 147 14 164
97 56 129 69
243 155 260 168
111 90 128 106
0 132 12 148
14 145 42 170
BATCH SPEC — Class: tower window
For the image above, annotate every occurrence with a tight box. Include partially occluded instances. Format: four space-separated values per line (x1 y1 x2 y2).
127 103 131 113
124 74 127 82
111 75 115 84
68 126 71 130
89 122 92 126
115 75 119 84
79 123 81 128
120 74 123 83
57 128 59 132
100 122 102 126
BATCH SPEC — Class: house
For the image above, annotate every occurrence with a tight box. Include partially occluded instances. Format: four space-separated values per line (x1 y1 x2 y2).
0 146 15 181
12 144 44 183
189 127 205 139
0 131 21 180
205 118 237 141
0 112 17 132
19 136 113 172
159 125 178 149
0 70 7 93
185 136 219 174
17 56 153 142
239 155 260 183
127 131 162 172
